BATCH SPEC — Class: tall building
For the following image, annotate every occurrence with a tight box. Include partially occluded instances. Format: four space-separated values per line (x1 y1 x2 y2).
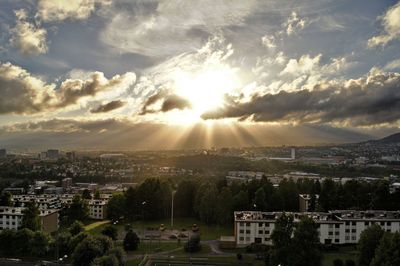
61 178 73 189
46 149 59 160
66 151 76 160
291 148 296 160
0 149 6 158
234 210 400 247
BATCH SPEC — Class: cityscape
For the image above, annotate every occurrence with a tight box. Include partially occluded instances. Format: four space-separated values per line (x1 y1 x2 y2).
0 0 400 266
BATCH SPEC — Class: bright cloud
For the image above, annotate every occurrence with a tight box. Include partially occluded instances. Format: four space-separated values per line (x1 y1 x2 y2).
368 1 400 47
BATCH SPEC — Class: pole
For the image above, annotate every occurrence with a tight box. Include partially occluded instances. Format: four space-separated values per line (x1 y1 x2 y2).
171 191 175 228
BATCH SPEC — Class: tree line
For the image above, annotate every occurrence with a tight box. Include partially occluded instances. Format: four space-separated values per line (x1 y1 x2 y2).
107 177 400 225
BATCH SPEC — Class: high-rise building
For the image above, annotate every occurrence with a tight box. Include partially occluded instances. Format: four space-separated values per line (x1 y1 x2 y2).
46 149 59 160
61 178 73 189
0 149 6 158
66 151 76 160
291 148 296 160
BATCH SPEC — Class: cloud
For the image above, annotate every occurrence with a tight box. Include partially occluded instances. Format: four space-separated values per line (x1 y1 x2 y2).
140 90 191 115
0 61 136 115
368 1 400 47
201 69 400 127
280 54 322 76
283 11 309 35
100 0 257 57
36 0 111 22
90 100 126 113
261 35 276 49
10 9 48 56
384 59 400 70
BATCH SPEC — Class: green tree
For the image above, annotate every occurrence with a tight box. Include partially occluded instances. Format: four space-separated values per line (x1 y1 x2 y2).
101 225 118 241
91 255 118 266
0 229 16 256
195 183 218 224
270 213 294 266
69 232 89 253
371 232 400 266
30 231 51 256
123 230 140 251
21 201 41 231
319 179 336 211
94 189 101 200
253 187 267 211
14 228 34 254
82 189 92 200
216 187 233 225
69 221 85 236
0 192 12 206
67 195 89 222
290 217 322 266
358 224 384 266
106 247 126 266
72 236 113 266
333 259 344 266
106 194 125 221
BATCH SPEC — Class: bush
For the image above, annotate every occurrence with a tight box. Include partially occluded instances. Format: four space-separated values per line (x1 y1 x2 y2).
333 258 344 266
106 247 126 266
70 221 85 236
185 234 201 253
345 259 356 266
91 255 119 266
72 236 114 266
123 230 140 251
101 225 118 240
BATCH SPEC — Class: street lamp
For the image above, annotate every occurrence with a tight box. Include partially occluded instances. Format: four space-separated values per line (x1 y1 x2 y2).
171 190 176 228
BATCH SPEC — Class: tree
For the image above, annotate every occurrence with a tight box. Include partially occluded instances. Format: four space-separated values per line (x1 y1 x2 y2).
358 224 384 266
94 189 101 200
106 247 126 266
72 236 113 266
216 187 233 225
21 201 41 231
344 259 356 266
55 231 72 256
30 231 51 257
185 234 201 253
123 230 140 251
82 189 92 200
0 192 12 206
253 187 267 211
66 195 89 223
101 225 118 241
91 255 118 266
333 259 344 266
290 217 322 266
270 213 294 266
70 221 85 236
106 194 126 221
69 232 89 253
318 179 336 211
14 228 34 255
232 190 249 212
371 232 400 266
195 183 218 224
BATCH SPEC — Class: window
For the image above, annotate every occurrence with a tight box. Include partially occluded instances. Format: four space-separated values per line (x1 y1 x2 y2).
258 222 263 227
328 224 333 229
364 222 369 226
328 232 333 236
265 230 270 235
335 232 339 235
345 236 350 240
352 222 356 226
387 222 391 226
239 237 244 241
239 230 244 234
351 229 356 233
265 223 270 227
345 229 350 233
240 222 244 226
345 221 350 226
352 236 356 240
335 224 340 228
335 239 339 243
246 222 250 226
246 230 250 234
258 230 263 234
246 237 250 241
380 222 385 226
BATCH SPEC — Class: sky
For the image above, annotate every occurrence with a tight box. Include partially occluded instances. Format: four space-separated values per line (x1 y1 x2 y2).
0 0 400 151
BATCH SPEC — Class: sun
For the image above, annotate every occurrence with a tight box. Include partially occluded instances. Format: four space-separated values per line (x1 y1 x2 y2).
173 67 239 120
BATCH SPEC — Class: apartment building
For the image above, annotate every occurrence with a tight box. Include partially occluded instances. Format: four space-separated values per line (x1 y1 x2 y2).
234 210 400 247
88 200 108 220
0 206 59 233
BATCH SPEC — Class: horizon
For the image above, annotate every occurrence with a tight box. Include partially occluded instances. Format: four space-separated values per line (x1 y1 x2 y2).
0 0 400 149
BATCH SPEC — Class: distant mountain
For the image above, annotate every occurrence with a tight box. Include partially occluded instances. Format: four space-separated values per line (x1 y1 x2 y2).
373 132 400 144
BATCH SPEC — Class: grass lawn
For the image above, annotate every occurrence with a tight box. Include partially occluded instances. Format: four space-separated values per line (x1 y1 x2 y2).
322 246 358 266
126 258 142 266
125 240 183 255
84 220 111 231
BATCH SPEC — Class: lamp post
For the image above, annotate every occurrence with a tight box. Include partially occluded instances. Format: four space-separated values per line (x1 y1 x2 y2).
171 190 176 228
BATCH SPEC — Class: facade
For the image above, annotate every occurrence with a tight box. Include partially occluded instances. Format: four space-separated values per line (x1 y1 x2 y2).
61 178 73 189
299 194 320 212
88 200 108 219
234 210 400 247
0 206 59 233
0 149 6 158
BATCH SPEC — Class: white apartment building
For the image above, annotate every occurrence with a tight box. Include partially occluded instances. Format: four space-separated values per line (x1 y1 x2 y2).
0 206 59 233
88 200 108 220
12 195 61 210
234 210 400 247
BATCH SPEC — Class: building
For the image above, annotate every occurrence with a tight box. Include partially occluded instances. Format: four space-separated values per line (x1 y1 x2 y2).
43 187 64 195
234 210 400 247
61 178 73 189
66 151 76 160
299 194 319 212
226 171 264 185
88 200 108 220
2 187 25 195
0 149 6 159
46 149 59 160
12 195 61 210
0 206 59 233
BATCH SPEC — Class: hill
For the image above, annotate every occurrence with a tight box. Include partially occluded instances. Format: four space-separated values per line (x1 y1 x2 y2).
374 132 400 144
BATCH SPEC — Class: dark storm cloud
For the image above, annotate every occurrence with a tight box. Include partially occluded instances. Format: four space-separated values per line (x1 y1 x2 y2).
90 100 126 113
202 70 400 126
140 91 191 115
